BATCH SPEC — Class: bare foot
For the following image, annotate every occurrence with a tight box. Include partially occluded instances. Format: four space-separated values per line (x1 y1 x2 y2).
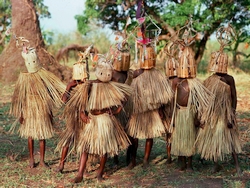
29 159 35 168
236 167 242 177
212 164 222 173
179 165 186 171
39 161 50 169
70 176 83 183
186 167 194 172
54 165 63 173
96 174 104 182
166 157 172 164
142 160 149 169
127 161 136 170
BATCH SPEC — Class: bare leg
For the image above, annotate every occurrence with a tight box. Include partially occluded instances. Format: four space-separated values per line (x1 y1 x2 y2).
232 151 241 176
126 136 133 166
113 155 119 167
166 133 172 164
55 146 69 172
72 152 88 183
186 156 193 171
39 139 49 168
128 138 138 169
179 156 186 171
96 154 108 181
143 138 153 168
28 137 35 168
212 161 222 173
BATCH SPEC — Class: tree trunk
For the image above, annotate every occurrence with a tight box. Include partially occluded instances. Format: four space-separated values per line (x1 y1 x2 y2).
0 0 71 83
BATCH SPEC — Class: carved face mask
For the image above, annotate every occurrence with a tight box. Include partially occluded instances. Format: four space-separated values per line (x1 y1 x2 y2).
95 58 113 82
21 47 42 73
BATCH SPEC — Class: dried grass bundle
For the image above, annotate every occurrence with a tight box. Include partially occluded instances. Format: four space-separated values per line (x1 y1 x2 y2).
9 69 66 139
128 68 173 114
77 113 131 157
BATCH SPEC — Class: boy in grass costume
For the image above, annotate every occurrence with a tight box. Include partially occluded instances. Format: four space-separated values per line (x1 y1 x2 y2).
54 47 91 173
170 22 212 171
68 55 132 183
195 25 242 175
10 37 66 168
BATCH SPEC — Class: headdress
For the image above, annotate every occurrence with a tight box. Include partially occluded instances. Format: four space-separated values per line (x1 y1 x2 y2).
94 54 113 82
112 42 131 71
209 24 236 73
133 1 161 69
164 41 179 77
176 17 200 78
15 37 42 73
72 45 92 81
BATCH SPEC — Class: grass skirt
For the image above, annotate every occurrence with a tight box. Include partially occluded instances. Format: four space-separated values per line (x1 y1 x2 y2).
126 109 166 139
115 108 128 128
55 84 87 155
195 75 242 161
77 113 131 157
171 106 196 156
87 81 132 111
127 68 173 114
10 68 66 140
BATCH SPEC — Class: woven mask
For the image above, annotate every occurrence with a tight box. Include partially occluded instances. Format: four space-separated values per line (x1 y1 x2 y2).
72 62 89 81
209 51 228 73
113 43 130 71
165 57 178 77
21 48 42 73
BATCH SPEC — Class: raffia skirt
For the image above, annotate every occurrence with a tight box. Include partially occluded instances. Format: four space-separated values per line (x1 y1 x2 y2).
171 106 196 157
55 110 85 154
18 95 54 140
195 117 242 162
126 109 166 139
10 69 66 140
77 113 131 157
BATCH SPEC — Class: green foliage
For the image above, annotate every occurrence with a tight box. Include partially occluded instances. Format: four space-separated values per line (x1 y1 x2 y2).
34 0 51 19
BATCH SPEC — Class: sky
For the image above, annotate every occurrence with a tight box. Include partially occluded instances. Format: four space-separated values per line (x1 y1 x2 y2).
40 0 85 33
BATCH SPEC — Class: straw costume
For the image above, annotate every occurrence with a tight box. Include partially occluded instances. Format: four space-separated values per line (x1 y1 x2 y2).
162 41 180 163
54 46 92 173
111 35 135 166
126 4 174 169
10 37 66 168
71 55 132 183
169 20 212 171
194 25 242 175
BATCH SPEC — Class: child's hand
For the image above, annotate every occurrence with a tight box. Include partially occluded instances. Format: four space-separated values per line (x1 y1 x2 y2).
80 112 90 123
19 116 24 124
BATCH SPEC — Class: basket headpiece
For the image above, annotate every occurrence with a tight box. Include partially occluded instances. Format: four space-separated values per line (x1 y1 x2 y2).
164 42 179 77
72 45 92 81
209 24 235 73
176 18 199 78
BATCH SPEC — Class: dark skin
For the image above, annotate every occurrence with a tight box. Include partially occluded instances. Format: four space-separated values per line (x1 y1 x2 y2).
128 68 162 169
171 77 198 171
19 45 51 168
72 79 123 183
111 70 133 166
55 79 85 173
212 72 241 175
19 115 51 169
165 76 179 164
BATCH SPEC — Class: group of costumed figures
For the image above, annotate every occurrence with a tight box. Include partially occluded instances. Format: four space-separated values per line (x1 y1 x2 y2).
9 12 242 184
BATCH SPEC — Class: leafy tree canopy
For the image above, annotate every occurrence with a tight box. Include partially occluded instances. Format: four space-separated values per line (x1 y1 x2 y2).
76 0 250 66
